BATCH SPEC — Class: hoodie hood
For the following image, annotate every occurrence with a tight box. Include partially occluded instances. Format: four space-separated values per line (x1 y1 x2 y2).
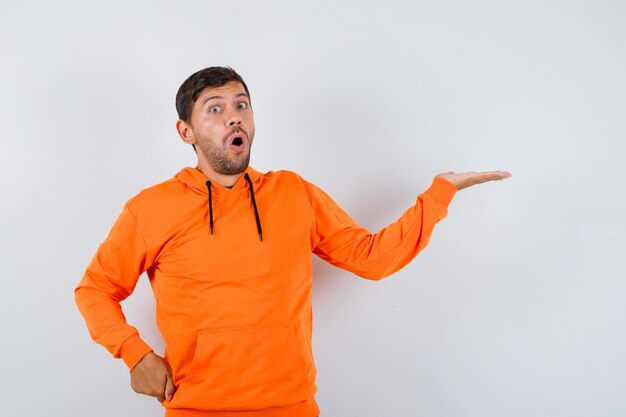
175 165 264 195
175 165 265 241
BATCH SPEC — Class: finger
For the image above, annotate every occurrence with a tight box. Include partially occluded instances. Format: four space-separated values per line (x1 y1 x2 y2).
468 170 508 177
452 171 508 189
484 170 511 179
155 364 169 403
156 391 165 403
477 172 505 182
165 370 176 401
470 171 511 183
155 373 166 401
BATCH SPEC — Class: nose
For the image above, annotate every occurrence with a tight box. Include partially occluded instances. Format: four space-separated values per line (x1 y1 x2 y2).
226 110 241 127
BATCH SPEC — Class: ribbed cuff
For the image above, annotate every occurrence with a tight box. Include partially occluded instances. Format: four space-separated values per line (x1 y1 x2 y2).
120 334 153 371
421 177 458 208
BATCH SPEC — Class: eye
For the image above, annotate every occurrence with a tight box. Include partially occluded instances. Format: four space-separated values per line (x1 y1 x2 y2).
209 106 222 114
237 102 247 110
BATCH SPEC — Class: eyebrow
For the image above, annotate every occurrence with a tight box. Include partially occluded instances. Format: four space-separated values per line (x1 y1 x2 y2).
201 92 249 108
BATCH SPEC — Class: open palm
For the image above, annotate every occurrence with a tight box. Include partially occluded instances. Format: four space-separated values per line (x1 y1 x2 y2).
436 170 511 190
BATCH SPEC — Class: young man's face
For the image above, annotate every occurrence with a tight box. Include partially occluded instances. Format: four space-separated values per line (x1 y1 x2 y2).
187 81 255 175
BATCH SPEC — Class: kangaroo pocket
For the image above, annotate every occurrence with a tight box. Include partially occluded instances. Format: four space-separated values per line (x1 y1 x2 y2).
168 323 312 411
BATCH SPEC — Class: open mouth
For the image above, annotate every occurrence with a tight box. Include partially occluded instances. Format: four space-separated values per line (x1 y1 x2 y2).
229 135 245 151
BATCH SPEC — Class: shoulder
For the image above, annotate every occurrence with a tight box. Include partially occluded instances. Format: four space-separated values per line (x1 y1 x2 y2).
262 170 331 208
262 169 318 193
124 175 187 215
263 169 313 185
264 169 301 179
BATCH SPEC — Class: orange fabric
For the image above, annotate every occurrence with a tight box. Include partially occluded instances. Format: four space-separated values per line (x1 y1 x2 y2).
75 166 457 416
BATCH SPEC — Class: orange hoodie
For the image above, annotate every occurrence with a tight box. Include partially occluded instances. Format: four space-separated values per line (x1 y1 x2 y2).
75 166 457 417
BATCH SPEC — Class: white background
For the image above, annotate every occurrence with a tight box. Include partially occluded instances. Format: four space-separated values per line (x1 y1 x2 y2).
1 1 625 416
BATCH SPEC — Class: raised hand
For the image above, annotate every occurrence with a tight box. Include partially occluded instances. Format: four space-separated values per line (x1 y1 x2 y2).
130 352 177 403
436 170 511 190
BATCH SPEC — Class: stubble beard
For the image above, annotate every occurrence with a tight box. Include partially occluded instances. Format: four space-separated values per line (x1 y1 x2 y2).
197 129 254 175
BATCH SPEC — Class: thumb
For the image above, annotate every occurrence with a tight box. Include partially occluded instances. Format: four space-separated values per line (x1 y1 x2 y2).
164 367 176 402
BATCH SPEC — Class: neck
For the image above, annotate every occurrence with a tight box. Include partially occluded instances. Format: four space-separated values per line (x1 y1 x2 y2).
196 159 245 187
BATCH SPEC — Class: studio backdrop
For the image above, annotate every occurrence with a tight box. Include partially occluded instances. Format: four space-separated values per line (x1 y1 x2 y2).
1 1 625 416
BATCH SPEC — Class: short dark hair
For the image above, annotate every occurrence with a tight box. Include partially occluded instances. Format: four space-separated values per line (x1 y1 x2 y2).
176 66 250 123
176 66 250 153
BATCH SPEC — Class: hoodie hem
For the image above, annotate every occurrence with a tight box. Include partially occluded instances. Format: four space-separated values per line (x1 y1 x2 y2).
164 396 320 417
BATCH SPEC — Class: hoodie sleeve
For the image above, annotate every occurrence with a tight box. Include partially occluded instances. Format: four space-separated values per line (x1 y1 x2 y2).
306 177 458 280
74 198 155 371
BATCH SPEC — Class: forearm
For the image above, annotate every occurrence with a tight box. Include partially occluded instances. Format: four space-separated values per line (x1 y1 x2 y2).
314 177 457 279
74 201 155 370
75 282 153 370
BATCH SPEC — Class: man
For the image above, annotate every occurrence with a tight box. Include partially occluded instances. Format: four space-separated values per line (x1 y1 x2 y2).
75 66 510 417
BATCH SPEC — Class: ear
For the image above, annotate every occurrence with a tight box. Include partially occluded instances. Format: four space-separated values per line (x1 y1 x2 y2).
176 119 196 145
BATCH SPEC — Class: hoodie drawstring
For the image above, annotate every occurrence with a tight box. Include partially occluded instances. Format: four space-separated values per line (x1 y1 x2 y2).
205 175 263 242
244 173 263 242
205 180 214 235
